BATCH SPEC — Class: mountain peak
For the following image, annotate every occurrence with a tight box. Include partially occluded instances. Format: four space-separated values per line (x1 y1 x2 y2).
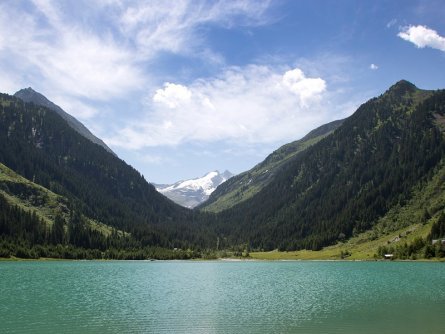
221 170 234 178
387 80 418 96
19 87 36 92
155 170 233 208
14 87 116 156
14 87 46 102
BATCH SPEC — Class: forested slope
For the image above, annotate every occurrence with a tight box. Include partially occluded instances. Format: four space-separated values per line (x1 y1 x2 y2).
1 80 445 259
201 119 343 212
14 88 115 155
0 93 215 252
211 81 445 251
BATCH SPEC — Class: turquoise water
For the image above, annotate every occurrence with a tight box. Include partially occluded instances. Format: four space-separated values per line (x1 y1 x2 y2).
0 261 444 333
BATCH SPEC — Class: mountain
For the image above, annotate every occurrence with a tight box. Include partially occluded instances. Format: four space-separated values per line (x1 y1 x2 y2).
0 92 213 254
155 170 233 208
14 88 115 156
208 80 445 251
0 161 129 257
200 119 343 212
1 80 445 260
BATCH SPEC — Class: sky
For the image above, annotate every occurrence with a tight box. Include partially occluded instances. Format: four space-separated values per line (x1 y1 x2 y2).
1 0 445 183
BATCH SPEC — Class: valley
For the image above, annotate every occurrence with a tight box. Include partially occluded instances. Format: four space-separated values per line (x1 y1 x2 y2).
3 3 445 333
1 81 445 261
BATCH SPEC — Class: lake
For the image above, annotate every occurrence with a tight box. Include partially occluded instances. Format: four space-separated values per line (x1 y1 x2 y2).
0 260 444 333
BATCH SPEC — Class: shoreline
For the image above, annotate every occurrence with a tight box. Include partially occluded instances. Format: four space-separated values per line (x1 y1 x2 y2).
1 256 444 263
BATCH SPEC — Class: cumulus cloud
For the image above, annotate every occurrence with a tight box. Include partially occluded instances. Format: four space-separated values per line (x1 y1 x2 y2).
106 66 330 149
398 25 445 52
282 68 326 105
369 64 378 70
153 83 192 108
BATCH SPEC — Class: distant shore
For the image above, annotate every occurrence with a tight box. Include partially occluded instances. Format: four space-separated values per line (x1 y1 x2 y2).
1 255 444 262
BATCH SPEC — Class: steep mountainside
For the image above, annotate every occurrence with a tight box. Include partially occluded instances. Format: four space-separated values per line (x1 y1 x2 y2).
252 157 445 260
1 80 445 260
201 119 343 212
0 161 69 226
155 170 233 208
0 93 211 250
210 81 445 251
0 161 126 249
14 88 115 155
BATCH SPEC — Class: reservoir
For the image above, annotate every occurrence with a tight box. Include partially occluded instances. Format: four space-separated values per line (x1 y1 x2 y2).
1 261 444 333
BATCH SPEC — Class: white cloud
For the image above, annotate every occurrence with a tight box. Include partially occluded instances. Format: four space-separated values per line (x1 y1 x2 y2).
0 0 273 117
0 1 144 111
398 25 445 52
106 66 332 149
138 154 165 165
50 96 100 119
118 0 272 59
282 68 326 105
153 83 192 108
369 64 379 70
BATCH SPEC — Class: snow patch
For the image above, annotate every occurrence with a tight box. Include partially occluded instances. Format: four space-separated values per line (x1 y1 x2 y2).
155 170 234 208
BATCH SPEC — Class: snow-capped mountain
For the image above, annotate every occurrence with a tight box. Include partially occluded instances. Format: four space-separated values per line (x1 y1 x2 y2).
154 170 233 208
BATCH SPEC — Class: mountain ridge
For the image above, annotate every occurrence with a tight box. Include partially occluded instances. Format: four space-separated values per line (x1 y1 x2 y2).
201 119 344 212
155 170 233 208
208 80 445 251
0 92 205 249
1 80 445 260
14 88 116 156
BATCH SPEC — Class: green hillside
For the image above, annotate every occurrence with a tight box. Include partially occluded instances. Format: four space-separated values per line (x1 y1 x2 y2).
1 80 445 260
0 92 217 258
0 158 201 260
209 81 445 252
202 119 343 212
0 162 119 236
0 93 191 231
0 162 67 225
252 157 445 260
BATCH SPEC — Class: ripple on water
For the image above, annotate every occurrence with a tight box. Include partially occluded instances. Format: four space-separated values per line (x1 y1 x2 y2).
0 261 444 333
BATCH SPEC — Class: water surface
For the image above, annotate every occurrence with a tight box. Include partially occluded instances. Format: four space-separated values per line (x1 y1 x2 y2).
1 261 444 333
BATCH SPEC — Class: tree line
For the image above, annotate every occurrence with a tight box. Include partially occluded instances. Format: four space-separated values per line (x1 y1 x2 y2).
1 82 445 259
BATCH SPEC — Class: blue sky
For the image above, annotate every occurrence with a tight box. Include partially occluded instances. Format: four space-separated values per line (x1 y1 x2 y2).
1 0 445 183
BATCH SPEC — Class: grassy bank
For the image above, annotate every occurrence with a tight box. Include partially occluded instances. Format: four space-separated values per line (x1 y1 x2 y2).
250 221 435 261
